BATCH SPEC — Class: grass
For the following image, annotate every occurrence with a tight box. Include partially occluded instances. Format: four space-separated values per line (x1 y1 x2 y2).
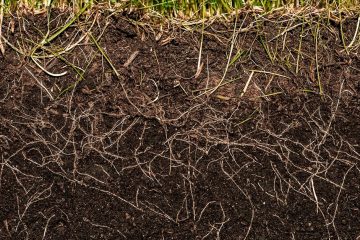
0 0 360 17
1 0 359 99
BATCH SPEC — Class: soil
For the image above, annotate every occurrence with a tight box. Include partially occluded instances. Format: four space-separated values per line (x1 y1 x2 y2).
0 9 360 239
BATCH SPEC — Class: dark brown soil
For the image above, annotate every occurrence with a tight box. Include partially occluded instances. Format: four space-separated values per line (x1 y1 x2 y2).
1 10 360 239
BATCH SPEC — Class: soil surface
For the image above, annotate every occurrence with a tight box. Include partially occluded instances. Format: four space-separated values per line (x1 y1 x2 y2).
1 10 360 239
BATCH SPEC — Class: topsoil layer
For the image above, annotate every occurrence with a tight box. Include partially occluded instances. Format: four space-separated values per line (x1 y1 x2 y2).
0 10 360 239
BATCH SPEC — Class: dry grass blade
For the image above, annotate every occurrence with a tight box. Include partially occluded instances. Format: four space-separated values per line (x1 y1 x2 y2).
347 15 360 48
25 67 54 100
240 70 254 97
196 0 205 79
31 56 68 77
250 69 290 79
124 50 139 67
89 32 120 77
0 0 4 55
314 22 323 95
